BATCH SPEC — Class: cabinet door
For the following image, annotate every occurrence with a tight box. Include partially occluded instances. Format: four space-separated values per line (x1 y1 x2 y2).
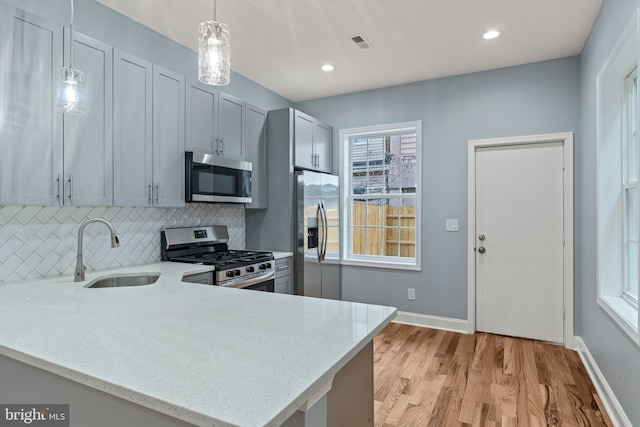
294 111 314 170
113 50 152 206
186 78 217 155
245 104 267 209
275 276 292 294
63 31 113 206
0 5 63 205
152 65 185 207
218 92 245 160
314 121 333 173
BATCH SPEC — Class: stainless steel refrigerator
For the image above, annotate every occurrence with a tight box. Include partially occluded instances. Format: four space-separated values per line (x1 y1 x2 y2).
295 170 341 299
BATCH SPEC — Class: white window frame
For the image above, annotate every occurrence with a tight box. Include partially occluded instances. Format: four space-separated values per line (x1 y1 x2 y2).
596 8 640 347
339 121 422 271
623 68 640 307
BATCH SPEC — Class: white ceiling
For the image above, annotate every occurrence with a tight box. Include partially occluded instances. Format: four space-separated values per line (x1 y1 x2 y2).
96 0 602 102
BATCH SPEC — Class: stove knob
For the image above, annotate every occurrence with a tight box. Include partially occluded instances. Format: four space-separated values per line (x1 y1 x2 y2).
225 271 235 278
265 262 272 269
246 266 255 273
234 269 241 276
259 264 266 270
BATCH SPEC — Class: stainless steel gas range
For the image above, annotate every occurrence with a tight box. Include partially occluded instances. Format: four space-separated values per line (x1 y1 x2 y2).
161 226 275 292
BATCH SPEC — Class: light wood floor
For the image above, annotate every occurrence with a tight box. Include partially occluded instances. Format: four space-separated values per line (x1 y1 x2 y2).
373 323 613 427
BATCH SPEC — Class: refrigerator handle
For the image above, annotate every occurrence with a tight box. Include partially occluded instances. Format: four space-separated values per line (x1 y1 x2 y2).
321 201 328 262
316 202 323 263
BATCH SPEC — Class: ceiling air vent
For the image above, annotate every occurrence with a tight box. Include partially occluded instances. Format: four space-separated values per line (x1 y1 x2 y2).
349 34 371 50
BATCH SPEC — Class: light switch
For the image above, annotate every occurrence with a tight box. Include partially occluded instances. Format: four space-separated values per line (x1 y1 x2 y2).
446 219 459 232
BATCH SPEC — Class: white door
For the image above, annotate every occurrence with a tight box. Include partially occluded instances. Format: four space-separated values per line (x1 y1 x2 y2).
475 142 564 343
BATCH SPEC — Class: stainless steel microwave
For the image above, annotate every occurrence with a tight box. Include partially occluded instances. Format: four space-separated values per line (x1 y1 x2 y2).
185 151 252 204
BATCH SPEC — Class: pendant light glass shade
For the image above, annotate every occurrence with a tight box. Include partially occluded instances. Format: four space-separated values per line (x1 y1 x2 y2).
198 20 230 85
56 67 85 114
56 0 85 114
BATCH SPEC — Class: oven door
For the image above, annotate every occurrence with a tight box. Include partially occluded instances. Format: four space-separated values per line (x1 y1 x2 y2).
186 151 252 203
219 271 275 292
243 279 275 292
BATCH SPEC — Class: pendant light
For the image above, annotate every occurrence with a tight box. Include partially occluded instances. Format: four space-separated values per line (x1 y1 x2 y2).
198 0 230 85
56 0 85 114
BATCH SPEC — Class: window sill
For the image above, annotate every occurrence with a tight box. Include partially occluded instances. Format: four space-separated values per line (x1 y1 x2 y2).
597 295 640 348
341 258 421 272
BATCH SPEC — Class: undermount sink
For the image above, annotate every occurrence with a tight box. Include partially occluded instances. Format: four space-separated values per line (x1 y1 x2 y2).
85 274 160 288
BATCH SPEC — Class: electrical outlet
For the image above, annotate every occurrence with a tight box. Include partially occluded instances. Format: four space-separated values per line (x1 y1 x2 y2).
446 219 459 232
408 288 416 301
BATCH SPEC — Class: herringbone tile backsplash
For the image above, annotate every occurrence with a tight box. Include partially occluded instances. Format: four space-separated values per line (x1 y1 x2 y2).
0 204 245 284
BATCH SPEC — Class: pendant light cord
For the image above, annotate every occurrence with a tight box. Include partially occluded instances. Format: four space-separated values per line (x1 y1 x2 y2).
213 0 217 21
69 0 74 68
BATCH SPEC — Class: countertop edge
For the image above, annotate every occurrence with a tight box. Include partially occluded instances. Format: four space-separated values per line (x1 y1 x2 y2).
265 307 398 427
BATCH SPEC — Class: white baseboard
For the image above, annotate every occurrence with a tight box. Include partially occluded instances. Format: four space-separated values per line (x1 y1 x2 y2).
573 337 632 427
392 311 469 334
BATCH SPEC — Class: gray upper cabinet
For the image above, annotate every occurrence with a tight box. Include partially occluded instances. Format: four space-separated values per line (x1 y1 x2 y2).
63 30 114 206
218 92 246 160
185 81 246 160
113 50 153 207
314 121 332 173
115 56 184 208
153 65 185 207
0 4 63 205
294 112 314 170
186 78 217 155
293 110 333 173
245 104 267 209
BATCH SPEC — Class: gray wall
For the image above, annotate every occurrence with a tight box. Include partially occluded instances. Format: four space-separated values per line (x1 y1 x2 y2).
5 0 292 112
577 0 640 424
295 57 580 319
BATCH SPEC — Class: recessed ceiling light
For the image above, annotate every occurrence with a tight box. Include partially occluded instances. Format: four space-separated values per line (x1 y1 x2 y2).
321 64 335 72
483 30 500 40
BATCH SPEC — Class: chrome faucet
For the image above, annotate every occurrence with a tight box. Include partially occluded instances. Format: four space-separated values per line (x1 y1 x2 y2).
75 218 120 282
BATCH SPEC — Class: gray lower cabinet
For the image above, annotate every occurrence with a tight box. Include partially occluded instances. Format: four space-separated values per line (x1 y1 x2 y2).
245 104 268 209
63 30 114 206
152 65 186 207
0 4 63 205
275 256 294 294
182 271 214 285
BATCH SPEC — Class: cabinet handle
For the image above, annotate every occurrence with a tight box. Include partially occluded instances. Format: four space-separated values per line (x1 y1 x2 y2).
56 174 61 203
67 175 73 204
277 265 289 271
155 184 159 204
215 138 219 155
220 137 224 156
148 184 153 204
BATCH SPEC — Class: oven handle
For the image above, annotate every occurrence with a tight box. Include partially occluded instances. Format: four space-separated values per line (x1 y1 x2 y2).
220 271 275 289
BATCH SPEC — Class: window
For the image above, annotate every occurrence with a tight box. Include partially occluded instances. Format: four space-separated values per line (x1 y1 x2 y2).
624 68 639 306
340 122 421 270
597 9 640 346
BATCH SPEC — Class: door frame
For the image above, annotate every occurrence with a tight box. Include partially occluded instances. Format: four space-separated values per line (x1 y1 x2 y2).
467 132 574 347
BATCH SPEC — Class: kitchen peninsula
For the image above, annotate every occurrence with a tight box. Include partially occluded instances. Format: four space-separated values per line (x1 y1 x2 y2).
0 263 396 426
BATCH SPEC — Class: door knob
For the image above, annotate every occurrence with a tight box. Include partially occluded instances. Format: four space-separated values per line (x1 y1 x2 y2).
478 247 486 254
479 234 486 241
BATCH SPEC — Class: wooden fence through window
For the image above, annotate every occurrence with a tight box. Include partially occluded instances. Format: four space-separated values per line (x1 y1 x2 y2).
352 203 415 258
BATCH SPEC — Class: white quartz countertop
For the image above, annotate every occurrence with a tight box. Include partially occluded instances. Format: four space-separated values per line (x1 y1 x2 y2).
0 262 396 427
